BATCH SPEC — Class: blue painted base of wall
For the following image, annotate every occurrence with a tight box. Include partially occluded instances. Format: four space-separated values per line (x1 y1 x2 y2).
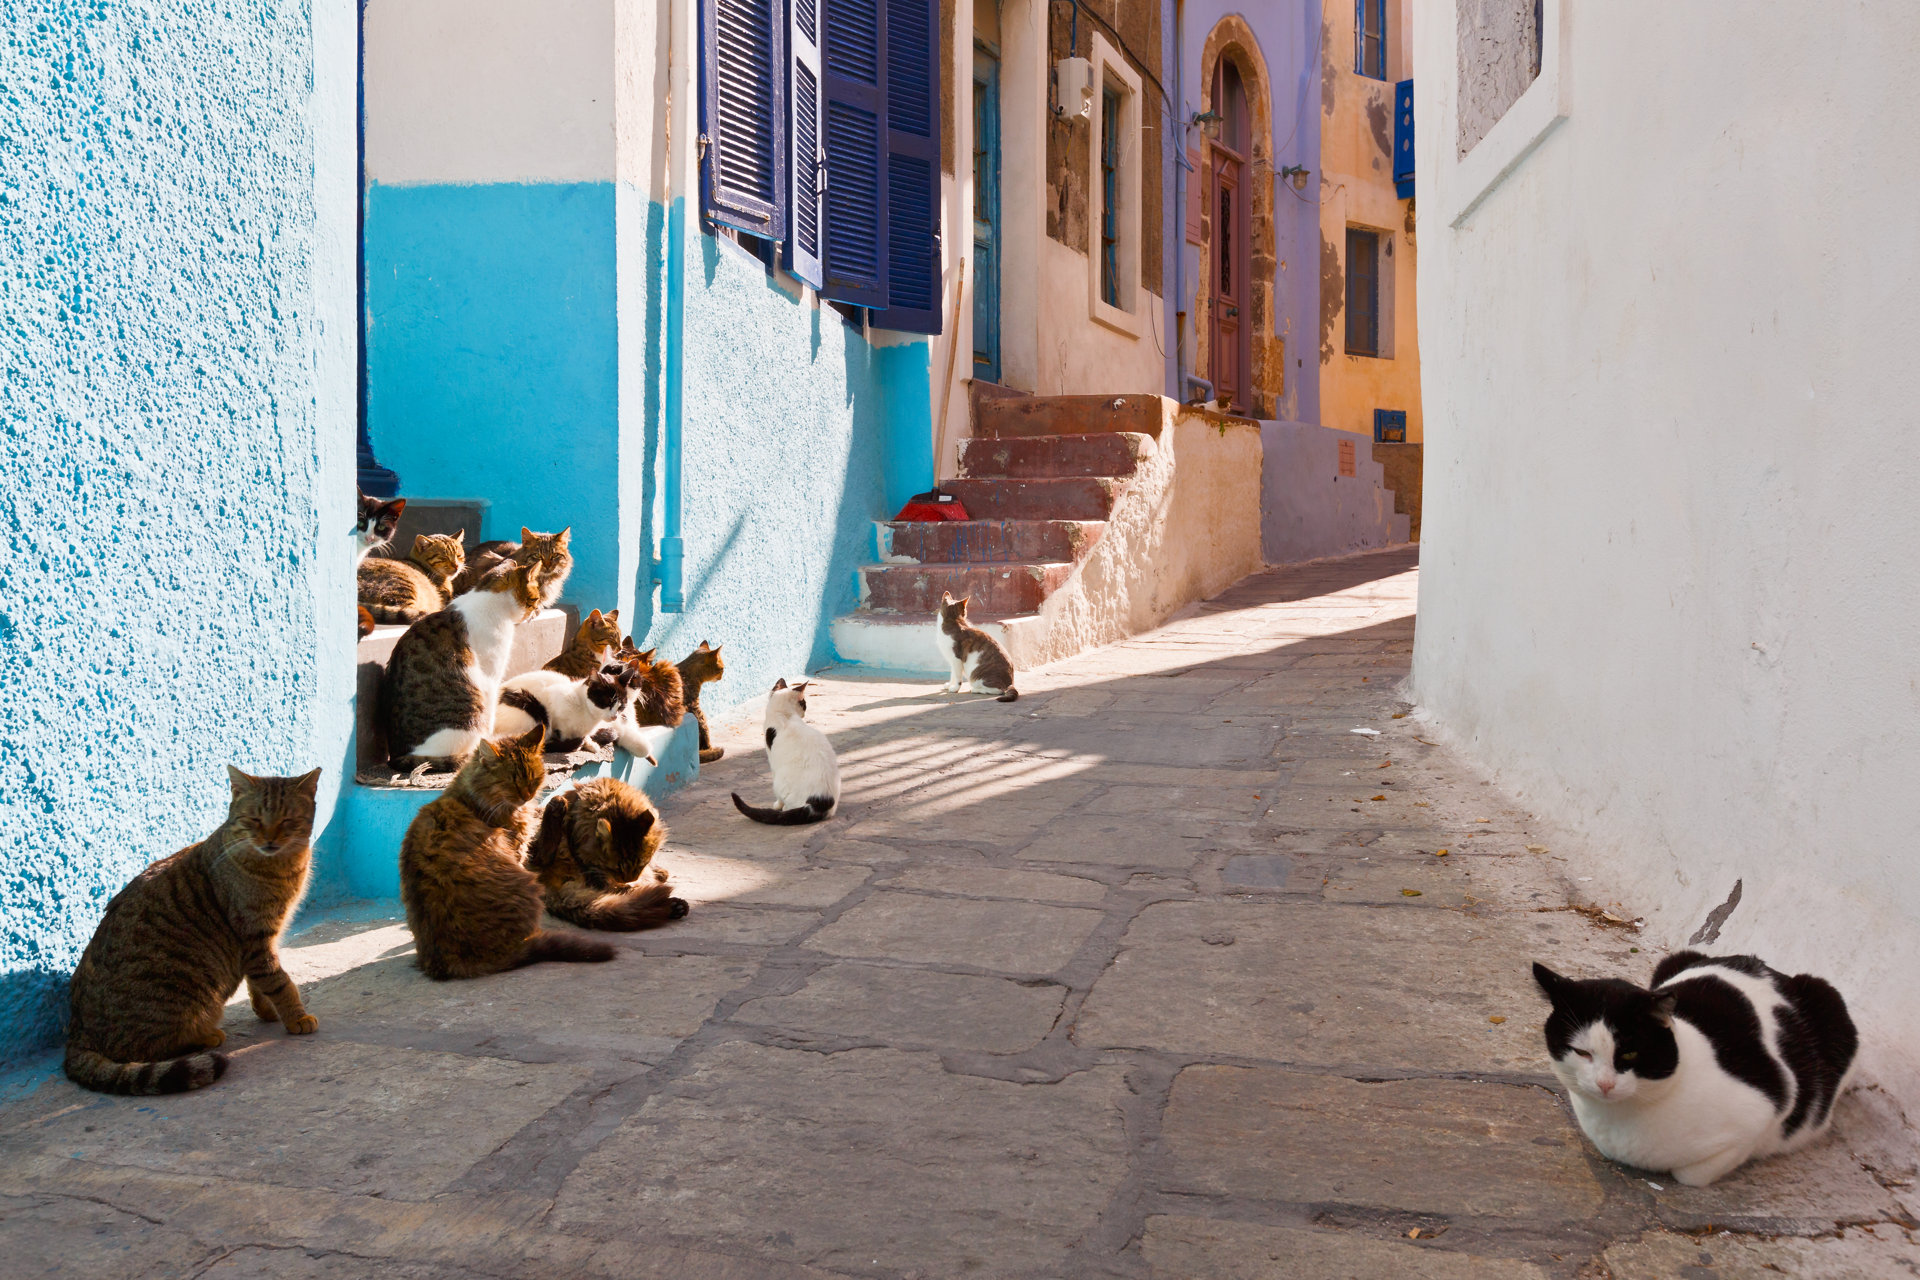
340 722 702 900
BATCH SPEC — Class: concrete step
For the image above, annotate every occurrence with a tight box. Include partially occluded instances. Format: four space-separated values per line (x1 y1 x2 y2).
881 518 1105 565
859 560 1074 615
942 476 1124 521
959 431 1155 480
974 392 1168 440
831 610 1047 675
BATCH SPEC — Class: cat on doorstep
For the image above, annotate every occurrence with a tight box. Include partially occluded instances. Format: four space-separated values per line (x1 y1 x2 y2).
732 678 840 825
935 592 1018 702
1533 952 1858 1185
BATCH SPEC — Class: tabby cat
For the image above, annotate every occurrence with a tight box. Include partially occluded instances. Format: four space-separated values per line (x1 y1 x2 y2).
382 559 545 771
676 640 727 763
935 592 1019 702
451 527 573 608
358 532 466 626
65 767 323 1095
544 608 622 678
399 726 616 979
527 778 689 930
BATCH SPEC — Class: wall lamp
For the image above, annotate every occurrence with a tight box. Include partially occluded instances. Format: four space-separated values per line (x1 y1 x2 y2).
1280 164 1312 191
1188 109 1221 139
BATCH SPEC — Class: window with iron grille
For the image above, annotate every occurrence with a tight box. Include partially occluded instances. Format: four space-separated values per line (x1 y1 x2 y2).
1355 0 1386 80
1346 227 1380 357
1100 86 1121 308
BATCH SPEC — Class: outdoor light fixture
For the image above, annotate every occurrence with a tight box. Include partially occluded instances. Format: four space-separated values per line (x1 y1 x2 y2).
1189 109 1222 139
1055 57 1093 118
1281 164 1311 191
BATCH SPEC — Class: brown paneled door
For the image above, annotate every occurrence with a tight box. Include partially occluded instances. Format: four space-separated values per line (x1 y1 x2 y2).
1209 61 1252 414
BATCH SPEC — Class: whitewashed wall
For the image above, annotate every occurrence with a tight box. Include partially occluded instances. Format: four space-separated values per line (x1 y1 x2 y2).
1411 0 1920 1109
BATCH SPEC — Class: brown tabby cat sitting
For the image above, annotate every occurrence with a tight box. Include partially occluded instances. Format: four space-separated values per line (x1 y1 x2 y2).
676 641 727 763
544 608 622 678
451 527 573 607
399 726 616 979
527 778 689 929
358 531 466 626
65 768 323 1095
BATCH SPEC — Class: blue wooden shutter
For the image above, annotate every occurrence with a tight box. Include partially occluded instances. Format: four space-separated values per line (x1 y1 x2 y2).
701 0 786 240
1393 79 1414 197
785 0 826 286
819 0 888 306
871 0 942 332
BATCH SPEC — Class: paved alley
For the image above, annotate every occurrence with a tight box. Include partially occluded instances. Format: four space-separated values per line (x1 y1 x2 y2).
4 547 1917 1279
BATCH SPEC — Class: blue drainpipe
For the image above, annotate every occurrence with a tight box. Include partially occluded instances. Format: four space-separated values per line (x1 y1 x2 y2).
655 197 687 612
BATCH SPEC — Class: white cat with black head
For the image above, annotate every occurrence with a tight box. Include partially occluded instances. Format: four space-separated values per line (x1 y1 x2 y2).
1532 951 1858 1186
731 679 839 825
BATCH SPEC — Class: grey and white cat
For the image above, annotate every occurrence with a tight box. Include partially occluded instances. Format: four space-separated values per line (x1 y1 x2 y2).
731 679 839 825
935 592 1018 702
1533 952 1858 1186
494 665 630 753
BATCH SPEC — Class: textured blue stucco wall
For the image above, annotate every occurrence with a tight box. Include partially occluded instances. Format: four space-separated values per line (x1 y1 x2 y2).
0 1 359 1062
365 181 622 609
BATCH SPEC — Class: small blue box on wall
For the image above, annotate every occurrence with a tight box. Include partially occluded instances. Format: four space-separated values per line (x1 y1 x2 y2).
1374 409 1408 443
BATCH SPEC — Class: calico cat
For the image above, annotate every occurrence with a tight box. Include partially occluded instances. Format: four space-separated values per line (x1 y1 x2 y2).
451 527 573 608
399 726 616 979
732 678 839 825
676 640 727 763
1533 952 1858 1186
527 778 689 930
382 559 545 771
593 638 686 762
354 492 406 565
935 592 1019 702
358 532 466 626
544 608 622 679
65 767 323 1095
494 665 631 753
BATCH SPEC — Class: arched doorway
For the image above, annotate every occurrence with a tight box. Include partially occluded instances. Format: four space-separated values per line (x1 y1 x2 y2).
1208 60 1251 413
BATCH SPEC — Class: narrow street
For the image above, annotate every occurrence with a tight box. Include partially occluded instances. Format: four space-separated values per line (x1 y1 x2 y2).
4 547 1915 1278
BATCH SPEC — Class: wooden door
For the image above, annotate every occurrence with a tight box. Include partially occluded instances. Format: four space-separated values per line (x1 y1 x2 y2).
1208 61 1252 413
971 41 1002 383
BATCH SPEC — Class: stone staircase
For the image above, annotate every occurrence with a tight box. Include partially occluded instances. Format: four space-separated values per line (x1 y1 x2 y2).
832 393 1264 674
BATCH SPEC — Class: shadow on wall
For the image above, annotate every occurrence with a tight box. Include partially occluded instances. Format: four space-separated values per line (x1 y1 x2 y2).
1260 421 1410 564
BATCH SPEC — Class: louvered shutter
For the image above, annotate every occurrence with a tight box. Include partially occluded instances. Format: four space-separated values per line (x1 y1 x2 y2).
701 0 786 240
819 0 888 306
871 0 942 332
785 0 826 286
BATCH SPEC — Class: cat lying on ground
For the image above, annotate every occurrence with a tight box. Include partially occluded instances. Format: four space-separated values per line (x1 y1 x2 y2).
527 777 688 930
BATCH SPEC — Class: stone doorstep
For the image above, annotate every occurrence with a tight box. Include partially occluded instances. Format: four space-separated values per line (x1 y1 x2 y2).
879 517 1107 565
830 611 1048 675
856 560 1075 614
973 390 1171 439
941 475 1126 522
957 430 1156 479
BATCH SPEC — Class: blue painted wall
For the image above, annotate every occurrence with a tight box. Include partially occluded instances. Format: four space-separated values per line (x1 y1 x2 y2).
0 0 360 1063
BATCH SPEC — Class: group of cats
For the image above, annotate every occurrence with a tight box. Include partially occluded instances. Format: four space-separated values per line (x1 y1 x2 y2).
56 497 1862 1190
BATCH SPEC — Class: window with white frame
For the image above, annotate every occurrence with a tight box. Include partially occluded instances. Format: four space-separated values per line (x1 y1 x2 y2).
1087 33 1141 335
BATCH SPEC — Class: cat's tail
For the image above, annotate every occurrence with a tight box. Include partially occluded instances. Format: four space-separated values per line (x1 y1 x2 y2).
365 603 428 625
731 793 835 825
64 1043 228 1096
996 686 1020 703
545 880 690 931
514 930 618 967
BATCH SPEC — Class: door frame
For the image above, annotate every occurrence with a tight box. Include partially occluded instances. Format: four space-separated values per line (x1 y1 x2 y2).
971 40 1002 385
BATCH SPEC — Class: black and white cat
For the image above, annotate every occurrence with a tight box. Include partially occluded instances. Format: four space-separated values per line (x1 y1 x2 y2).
495 666 630 754
1532 952 1858 1186
355 492 406 565
731 679 839 825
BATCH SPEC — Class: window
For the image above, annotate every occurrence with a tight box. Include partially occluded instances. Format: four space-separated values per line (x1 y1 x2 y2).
1345 227 1380 357
700 0 943 332
1100 87 1121 307
1354 0 1386 80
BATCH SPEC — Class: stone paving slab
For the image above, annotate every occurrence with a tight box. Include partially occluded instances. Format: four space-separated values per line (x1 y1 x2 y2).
5 546 1916 1279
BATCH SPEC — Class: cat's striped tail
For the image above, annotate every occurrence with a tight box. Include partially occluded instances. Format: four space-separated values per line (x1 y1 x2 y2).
996 686 1019 703
513 930 618 967
731 793 835 825
544 881 691 931
64 1043 228 1095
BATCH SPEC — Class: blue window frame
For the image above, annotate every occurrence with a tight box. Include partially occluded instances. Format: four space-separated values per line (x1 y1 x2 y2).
1100 86 1121 308
1345 227 1380 357
1354 0 1386 80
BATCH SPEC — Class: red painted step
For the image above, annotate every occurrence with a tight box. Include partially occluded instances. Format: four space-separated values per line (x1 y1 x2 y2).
974 393 1168 440
941 476 1123 522
883 518 1105 565
959 431 1154 479
860 561 1075 615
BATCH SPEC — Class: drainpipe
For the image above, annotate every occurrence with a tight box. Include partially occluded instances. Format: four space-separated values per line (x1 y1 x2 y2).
653 0 688 613
1172 0 1185 402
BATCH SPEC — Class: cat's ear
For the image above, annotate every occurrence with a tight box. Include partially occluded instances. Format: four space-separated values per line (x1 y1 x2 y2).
1649 992 1677 1027
608 609 619 622
521 527 535 544
226 765 257 795
556 527 572 547
1532 962 1570 1003
631 809 656 838
454 528 465 542
773 677 788 690
587 609 602 623
385 498 407 518
794 682 810 694
940 591 953 605
411 534 431 554
596 818 613 842
294 767 322 798
515 725 548 754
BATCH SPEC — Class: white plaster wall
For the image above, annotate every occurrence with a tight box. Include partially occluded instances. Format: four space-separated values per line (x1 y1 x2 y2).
364 0 616 184
1411 1 1920 1110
